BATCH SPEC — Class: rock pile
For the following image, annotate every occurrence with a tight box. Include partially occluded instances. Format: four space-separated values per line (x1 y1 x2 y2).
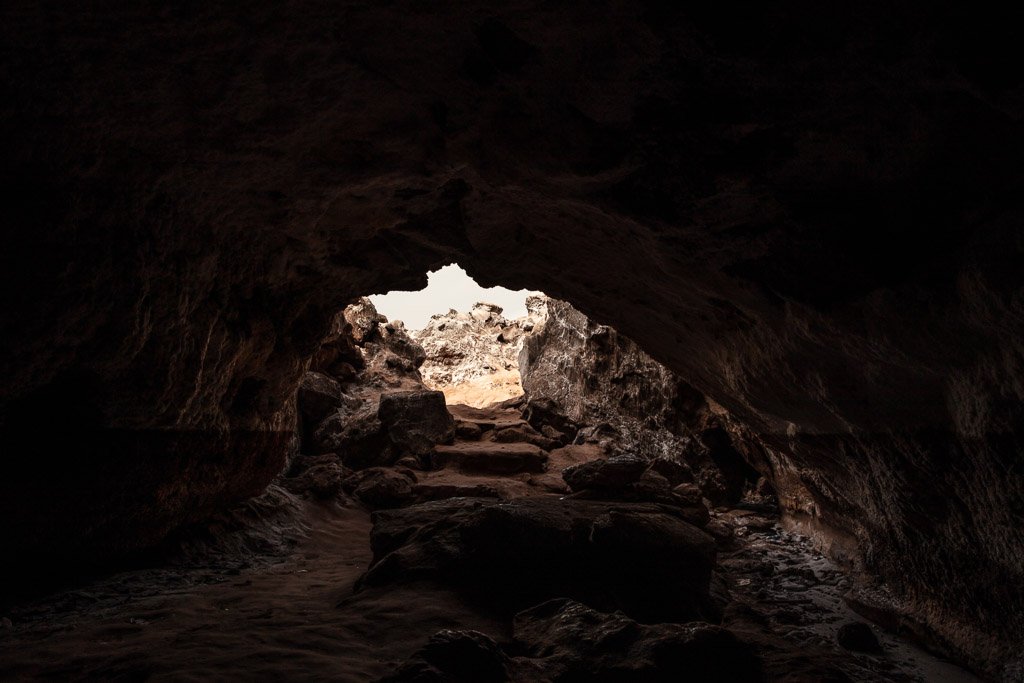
413 297 547 407
286 298 454 497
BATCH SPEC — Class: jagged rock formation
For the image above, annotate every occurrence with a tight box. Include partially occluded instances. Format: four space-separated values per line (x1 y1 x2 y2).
286 298 453 496
382 599 762 683
2 3 1022 675
521 298 762 506
414 298 547 407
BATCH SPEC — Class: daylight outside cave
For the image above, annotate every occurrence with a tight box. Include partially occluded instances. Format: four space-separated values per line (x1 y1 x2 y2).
370 264 544 407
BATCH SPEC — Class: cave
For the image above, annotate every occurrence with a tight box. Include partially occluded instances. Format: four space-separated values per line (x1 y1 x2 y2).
1 3 1022 681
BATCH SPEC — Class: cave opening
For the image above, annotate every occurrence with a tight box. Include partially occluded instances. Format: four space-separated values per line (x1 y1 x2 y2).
2 3 1021 680
0 259 987 682
369 263 544 408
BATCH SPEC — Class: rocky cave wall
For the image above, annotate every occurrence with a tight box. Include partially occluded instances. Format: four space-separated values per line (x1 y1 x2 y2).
1 2 1022 675
520 298 764 507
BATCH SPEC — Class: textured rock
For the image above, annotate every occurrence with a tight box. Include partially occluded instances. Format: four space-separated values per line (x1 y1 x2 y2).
343 467 418 510
378 390 456 457
379 629 514 683
835 622 882 654
1 3 1022 673
513 599 763 683
561 454 648 492
297 371 347 426
360 497 717 622
282 454 346 499
522 298 758 506
431 442 548 475
300 300 452 469
383 600 763 683
413 298 547 407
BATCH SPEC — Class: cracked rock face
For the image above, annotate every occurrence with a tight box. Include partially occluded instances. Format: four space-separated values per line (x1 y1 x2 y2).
521 298 762 506
1 3 1022 674
414 297 547 407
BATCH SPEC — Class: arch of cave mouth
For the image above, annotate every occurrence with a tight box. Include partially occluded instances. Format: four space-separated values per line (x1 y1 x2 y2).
1 3 1022 681
0 290 990 681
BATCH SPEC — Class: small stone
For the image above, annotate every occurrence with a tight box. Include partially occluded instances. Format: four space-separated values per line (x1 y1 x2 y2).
836 622 882 652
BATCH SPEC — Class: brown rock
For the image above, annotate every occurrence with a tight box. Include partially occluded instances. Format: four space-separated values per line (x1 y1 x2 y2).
297 371 346 425
284 454 346 499
561 454 648 492
513 599 763 682
432 442 548 475
378 390 455 457
343 467 418 509
360 496 717 622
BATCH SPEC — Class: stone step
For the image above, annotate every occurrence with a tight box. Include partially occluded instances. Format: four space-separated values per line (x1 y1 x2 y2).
447 404 527 432
432 442 548 475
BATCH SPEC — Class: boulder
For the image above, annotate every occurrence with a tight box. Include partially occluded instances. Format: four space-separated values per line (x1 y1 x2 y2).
523 398 579 446
561 454 647 492
378 390 455 457
343 467 418 509
297 371 347 425
454 420 484 440
513 599 763 682
312 405 389 468
379 629 513 683
488 424 560 450
648 457 694 487
836 622 883 653
283 454 346 499
359 497 717 622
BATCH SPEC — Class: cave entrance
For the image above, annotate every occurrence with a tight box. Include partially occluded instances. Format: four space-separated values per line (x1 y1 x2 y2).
369 264 544 409
300 262 769 512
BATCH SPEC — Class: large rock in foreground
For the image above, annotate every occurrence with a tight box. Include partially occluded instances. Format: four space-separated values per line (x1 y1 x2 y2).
380 599 763 683
514 599 763 683
359 497 717 623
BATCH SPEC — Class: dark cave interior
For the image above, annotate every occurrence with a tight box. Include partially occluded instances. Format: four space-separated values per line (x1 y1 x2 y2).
1 3 1023 681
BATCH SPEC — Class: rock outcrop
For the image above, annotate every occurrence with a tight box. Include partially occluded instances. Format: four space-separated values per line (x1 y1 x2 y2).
287 299 453 490
413 298 547 407
521 298 762 506
2 3 1022 674
359 496 718 623
383 599 763 683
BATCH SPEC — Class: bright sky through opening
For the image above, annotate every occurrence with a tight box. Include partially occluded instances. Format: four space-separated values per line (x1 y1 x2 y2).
369 264 542 331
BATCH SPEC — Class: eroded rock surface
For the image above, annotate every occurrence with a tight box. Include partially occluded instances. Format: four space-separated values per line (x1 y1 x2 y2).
383 599 763 683
521 298 762 506
359 496 718 623
1 3 1022 674
413 298 547 407
291 299 456 475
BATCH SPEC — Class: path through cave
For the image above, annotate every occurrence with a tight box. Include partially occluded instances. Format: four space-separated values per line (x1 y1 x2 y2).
0 296 982 681
1 3 1023 680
